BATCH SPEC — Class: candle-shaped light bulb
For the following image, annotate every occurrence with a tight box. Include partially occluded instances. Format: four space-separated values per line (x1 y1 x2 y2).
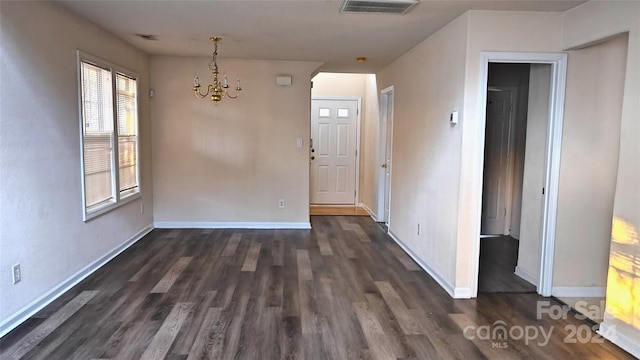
194 74 200 87
236 77 241 91
223 75 229 87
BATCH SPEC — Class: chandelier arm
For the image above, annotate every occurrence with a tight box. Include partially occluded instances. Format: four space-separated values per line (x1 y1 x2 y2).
193 86 210 98
225 91 239 99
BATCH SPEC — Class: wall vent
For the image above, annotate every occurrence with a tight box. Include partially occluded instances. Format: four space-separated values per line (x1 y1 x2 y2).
340 0 418 14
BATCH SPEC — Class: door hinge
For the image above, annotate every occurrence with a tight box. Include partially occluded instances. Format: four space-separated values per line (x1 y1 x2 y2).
355 149 358 156
504 208 507 217
542 187 545 195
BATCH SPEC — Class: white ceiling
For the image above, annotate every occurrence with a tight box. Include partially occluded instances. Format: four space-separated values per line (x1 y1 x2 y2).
57 0 584 73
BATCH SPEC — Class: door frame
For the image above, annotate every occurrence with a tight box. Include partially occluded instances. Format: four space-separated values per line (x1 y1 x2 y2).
310 97 362 205
471 52 567 297
377 86 394 226
482 85 519 236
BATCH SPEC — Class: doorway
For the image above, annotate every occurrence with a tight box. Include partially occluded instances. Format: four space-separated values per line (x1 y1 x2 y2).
479 64 535 293
472 52 568 298
310 98 360 205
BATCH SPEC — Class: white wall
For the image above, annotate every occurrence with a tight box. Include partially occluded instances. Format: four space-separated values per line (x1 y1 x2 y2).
362 74 380 215
0 1 153 333
312 73 367 98
376 13 469 294
562 2 640 357
151 57 321 226
456 10 564 293
376 10 563 295
375 4 639 354
311 72 379 215
553 34 628 288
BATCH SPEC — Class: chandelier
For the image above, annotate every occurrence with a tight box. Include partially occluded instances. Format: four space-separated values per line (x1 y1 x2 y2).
192 37 242 102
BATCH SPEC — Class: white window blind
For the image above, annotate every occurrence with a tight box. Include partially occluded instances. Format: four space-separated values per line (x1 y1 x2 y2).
116 73 138 197
79 53 140 220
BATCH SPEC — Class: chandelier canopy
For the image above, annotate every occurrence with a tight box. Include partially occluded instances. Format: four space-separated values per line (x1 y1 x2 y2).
192 37 242 102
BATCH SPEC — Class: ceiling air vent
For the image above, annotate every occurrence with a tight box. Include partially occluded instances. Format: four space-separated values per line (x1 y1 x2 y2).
136 34 158 41
340 0 418 14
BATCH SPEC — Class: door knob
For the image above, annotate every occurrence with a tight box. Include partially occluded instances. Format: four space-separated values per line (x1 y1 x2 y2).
381 163 387 168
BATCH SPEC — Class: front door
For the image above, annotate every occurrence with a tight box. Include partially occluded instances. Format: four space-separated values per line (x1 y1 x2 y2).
310 99 358 205
481 89 516 235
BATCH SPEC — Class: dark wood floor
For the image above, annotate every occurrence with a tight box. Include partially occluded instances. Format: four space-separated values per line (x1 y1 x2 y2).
310 206 370 216
478 236 537 293
0 216 633 359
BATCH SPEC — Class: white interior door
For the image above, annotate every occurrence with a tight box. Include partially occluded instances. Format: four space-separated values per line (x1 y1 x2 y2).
376 88 394 226
383 92 394 225
310 99 358 205
481 89 516 235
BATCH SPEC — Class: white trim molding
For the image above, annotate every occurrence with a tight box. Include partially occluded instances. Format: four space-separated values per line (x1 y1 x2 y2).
454 287 473 299
0 224 154 338
552 286 606 298
515 266 538 286
154 221 312 229
387 231 467 299
359 202 378 221
599 322 640 359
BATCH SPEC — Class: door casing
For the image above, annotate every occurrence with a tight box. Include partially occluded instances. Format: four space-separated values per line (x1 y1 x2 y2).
471 52 568 298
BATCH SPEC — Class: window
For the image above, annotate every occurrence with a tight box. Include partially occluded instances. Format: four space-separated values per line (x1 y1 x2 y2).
337 108 350 118
78 52 140 220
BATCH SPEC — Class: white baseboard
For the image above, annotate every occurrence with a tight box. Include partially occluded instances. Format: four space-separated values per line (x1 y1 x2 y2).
515 266 538 286
0 224 154 338
358 202 378 221
454 287 473 298
387 231 467 299
599 322 640 359
153 221 311 229
552 286 606 297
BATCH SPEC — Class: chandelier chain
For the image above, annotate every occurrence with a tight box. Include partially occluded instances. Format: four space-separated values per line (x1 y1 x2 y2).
209 40 218 73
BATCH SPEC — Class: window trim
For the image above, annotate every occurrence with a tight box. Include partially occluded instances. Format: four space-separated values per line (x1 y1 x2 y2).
77 50 141 221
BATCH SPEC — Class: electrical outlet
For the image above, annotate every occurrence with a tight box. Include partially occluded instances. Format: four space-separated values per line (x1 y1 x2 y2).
12 264 21 284
279 199 285 209
417 223 421 236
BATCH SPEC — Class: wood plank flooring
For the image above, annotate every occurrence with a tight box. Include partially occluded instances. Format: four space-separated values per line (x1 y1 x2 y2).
0 216 633 359
478 236 537 293
310 206 370 216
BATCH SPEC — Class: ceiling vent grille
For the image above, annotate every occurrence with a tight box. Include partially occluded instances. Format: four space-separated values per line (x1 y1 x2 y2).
340 0 418 14
136 34 158 41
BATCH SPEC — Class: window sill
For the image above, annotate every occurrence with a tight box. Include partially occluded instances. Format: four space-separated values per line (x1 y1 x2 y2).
84 192 141 222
